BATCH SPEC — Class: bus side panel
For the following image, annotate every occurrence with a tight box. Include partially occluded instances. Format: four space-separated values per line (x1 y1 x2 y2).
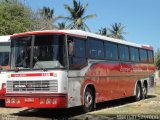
68 77 82 108
67 61 156 107
84 62 135 103
82 61 154 103
70 61 135 105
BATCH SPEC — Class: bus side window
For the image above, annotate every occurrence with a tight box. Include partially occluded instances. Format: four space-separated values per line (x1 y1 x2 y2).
130 47 139 62
88 38 104 59
140 49 148 63
148 50 154 63
119 45 129 61
69 37 87 69
105 42 118 60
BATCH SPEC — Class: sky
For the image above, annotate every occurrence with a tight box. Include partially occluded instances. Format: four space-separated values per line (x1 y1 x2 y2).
22 0 160 52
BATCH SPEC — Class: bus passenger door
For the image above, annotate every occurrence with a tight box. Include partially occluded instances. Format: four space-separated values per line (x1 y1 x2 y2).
67 36 88 107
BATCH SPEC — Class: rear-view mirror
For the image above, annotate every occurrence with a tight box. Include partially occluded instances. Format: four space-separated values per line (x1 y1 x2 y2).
68 42 74 56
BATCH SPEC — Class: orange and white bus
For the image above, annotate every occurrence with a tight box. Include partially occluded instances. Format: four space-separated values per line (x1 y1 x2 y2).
0 35 10 100
5 30 155 112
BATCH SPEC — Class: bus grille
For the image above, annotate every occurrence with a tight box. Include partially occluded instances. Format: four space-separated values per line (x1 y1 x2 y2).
7 80 58 92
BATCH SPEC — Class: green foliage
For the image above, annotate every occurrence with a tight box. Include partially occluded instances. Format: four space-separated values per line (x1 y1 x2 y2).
57 22 67 30
98 27 109 36
97 23 127 39
38 6 63 30
40 7 54 20
109 22 127 40
155 49 160 70
0 0 127 40
38 7 54 30
64 0 96 31
0 0 38 35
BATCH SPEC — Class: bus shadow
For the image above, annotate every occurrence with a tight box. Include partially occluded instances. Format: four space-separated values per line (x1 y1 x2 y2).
95 94 156 110
12 95 157 119
12 107 83 120
146 94 157 99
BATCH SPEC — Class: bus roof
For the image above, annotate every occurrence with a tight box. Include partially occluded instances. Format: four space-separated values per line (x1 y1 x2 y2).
11 30 153 50
0 35 10 42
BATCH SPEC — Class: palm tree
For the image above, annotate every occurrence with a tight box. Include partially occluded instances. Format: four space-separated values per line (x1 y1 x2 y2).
57 22 67 30
109 23 127 39
40 7 62 30
98 27 109 36
40 7 53 29
64 0 96 31
40 7 53 20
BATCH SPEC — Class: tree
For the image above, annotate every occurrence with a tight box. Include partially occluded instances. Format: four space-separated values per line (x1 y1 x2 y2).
0 0 39 35
64 0 96 31
39 7 63 30
29 12 45 31
57 22 67 30
40 6 54 20
98 27 109 36
40 7 54 30
155 49 160 70
109 23 127 39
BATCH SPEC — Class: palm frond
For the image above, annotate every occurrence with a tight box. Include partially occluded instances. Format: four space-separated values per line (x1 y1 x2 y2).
62 16 74 21
109 22 127 39
64 4 74 14
98 27 108 36
66 22 75 29
63 0 96 31
53 15 64 22
83 14 97 20
84 23 91 32
57 22 67 30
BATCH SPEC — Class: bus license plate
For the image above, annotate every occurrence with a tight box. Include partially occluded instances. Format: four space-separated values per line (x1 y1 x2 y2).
24 98 34 103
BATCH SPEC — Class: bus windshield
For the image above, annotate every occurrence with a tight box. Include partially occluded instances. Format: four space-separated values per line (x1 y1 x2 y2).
11 34 66 70
0 42 10 67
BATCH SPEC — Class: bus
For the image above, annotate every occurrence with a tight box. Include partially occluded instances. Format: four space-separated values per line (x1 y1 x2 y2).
0 35 10 100
5 30 155 112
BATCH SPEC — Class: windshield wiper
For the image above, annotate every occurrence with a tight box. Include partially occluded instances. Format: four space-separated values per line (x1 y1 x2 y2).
33 57 48 71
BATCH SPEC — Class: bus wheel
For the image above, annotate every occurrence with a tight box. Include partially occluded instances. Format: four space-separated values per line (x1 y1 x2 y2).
142 84 148 99
83 87 94 113
134 83 142 101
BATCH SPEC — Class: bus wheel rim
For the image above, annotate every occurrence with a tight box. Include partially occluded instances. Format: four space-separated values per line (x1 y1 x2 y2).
137 86 140 98
142 87 146 96
85 92 92 107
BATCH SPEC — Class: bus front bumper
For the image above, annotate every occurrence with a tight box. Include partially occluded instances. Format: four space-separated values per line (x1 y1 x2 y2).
0 93 5 100
5 93 67 108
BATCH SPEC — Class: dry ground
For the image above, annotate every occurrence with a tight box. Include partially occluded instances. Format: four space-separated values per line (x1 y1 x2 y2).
0 85 160 120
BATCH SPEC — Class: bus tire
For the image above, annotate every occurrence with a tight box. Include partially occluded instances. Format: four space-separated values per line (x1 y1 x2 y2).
82 87 94 113
134 83 142 101
142 83 148 99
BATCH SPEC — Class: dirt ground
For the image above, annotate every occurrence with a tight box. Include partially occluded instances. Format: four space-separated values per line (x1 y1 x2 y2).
0 85 160 120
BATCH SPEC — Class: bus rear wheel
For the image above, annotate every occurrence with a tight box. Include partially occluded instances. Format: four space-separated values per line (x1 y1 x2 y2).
134 83 142 101
142 83 148 99
82 87 94 113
